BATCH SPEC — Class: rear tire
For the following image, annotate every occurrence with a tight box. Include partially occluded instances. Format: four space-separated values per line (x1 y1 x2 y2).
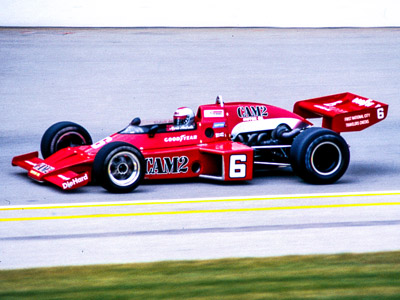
290 127 350 184
93 142 145 193
41 121 92 159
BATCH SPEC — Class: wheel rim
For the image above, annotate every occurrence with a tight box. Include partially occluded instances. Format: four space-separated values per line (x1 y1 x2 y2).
310 141 342 176
56 132 87 151
107 151 141 187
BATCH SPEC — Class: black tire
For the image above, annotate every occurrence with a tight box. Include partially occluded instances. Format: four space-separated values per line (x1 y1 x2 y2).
93 142 145 193
41 121 92 159
290 127 350 184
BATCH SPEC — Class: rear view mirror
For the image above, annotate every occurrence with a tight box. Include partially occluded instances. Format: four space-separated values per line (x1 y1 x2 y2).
148 124 159 137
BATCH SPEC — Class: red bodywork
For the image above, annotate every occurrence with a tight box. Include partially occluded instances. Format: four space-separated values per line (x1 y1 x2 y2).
12 93 388 191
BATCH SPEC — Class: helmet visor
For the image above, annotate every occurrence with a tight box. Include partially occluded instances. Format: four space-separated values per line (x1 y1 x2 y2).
174 115 188 126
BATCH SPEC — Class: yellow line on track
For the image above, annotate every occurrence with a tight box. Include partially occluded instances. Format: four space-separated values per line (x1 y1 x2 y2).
1 202 400 222
1 191 400 211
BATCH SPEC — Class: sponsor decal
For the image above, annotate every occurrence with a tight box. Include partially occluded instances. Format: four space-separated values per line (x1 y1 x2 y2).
33 163 55 174
164 134 197 143
215 132 225 138
352 98 375 107
29 170 41 177
324 100 343 107
146 156 189 175
213 122 225 128
166 124 196 131
314 104 347 114
58 174 71 180
92 136 112 149
344 113 371 128
237 106 268 119
314 105 331 112
25 160 36 166
204 109 224 118
62 173 89 190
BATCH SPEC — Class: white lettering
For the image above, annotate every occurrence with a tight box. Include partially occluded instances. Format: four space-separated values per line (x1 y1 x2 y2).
164 135 197 143
204 110 224 118
92 136 112 149
344 113 371 123
314 105 332 112
345 121 359 127
324 100 343 107
62 173 89 189
315 104 348 114
345 120 369 127
352 98 375 107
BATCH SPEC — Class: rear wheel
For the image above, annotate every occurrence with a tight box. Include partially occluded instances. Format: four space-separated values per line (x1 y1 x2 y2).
93 142 145 193
290 127 350 184
41 121 92 158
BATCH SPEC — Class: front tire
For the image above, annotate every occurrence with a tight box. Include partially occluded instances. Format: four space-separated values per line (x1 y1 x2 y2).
41 121 92 159
93 142 145 193
290 127 350 184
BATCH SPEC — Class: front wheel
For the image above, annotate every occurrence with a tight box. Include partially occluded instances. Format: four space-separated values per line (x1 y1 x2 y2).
290 127 350 184
41 121 92 159
93 142 145 193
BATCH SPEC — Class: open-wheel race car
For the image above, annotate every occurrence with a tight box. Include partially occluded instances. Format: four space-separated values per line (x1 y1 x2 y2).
12 92 388 193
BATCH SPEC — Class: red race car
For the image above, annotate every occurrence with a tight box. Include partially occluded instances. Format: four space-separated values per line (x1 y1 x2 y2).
12 93 388 193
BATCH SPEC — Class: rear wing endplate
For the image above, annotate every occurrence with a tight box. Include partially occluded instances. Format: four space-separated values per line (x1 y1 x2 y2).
293 92 388 132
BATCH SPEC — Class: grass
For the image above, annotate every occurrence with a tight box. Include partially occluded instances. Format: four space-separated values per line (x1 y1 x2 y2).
1 251 400 299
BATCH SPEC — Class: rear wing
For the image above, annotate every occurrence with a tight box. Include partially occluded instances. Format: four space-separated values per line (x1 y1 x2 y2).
293 92 388 133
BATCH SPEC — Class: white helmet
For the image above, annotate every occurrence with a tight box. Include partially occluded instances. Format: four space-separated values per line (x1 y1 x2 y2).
173 107 195 126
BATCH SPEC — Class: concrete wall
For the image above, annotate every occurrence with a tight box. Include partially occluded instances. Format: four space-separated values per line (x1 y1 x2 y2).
1 0 399 27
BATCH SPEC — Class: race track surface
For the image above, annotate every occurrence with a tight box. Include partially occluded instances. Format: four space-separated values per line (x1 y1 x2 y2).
1 28 399 269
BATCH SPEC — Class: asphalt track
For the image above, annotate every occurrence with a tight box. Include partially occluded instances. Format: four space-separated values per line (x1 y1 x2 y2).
1 28 400 269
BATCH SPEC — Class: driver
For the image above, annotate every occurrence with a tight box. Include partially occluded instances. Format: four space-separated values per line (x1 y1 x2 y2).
171 107 195 130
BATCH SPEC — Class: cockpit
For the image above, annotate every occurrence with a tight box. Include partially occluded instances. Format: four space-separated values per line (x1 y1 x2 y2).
120 117 196 135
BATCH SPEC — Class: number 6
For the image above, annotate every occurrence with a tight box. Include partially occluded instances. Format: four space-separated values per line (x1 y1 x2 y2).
377 108 385 120
229 154 247 178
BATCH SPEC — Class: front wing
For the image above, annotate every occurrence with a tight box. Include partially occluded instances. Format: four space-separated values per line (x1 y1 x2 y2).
12 151 91 190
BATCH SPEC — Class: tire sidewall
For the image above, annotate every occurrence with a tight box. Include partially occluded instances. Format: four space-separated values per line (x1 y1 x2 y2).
290 127 350 184
41 121 92 159
93 142 145 193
